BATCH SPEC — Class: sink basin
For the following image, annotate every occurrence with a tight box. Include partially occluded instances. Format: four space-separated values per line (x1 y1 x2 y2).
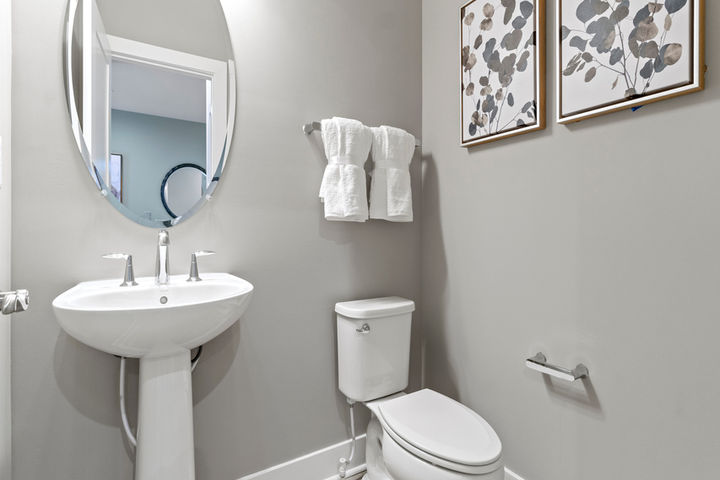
52 272 253 480
52 272 254 357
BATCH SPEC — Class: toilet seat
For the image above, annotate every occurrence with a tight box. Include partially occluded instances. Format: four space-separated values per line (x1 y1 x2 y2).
381 427 504 479
376 389 503 475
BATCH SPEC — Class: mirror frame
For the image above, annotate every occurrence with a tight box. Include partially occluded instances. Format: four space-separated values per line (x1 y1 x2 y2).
62 0 236 228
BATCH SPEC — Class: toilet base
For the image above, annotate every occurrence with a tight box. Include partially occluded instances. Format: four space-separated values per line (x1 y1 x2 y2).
364 416 393 480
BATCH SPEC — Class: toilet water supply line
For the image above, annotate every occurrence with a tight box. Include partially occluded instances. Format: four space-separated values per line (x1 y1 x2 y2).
119 347 203 449
338 399 357 478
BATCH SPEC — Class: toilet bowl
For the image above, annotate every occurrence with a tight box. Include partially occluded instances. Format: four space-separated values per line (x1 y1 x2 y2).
335 298 504 480
363 390 503 480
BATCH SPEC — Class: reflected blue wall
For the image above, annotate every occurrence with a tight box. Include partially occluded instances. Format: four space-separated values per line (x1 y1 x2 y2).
110 109 205 222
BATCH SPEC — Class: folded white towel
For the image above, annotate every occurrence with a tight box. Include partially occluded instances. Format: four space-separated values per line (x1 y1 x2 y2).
369 126 415 222
318 117 372 222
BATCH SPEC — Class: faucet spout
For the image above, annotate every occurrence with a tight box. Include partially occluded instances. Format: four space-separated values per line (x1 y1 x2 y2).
156 230 170 285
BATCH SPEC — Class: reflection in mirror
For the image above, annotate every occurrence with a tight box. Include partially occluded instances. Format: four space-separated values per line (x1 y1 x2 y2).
161 164 207 219
64 0 235 227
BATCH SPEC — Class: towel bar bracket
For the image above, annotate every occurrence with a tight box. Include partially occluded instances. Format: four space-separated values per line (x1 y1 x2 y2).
525 352 589 382
303 122 322 135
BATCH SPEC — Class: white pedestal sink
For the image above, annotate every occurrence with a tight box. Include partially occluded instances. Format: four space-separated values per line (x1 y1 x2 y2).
52 273 253 480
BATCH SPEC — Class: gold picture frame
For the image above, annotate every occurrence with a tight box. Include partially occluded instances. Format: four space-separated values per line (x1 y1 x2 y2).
460 0 546 147
556 0 705 124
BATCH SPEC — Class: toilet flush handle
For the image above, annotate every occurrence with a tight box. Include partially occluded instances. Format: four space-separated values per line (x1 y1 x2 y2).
356 323 371 334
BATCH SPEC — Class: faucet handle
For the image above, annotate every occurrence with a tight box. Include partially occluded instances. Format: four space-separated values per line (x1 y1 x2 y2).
102 253 138 287
187 251 216 282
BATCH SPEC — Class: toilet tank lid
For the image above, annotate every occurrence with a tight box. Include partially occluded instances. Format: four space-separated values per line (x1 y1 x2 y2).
335 297 415 319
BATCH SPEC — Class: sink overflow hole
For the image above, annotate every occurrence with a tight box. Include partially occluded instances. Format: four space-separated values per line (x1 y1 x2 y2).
159 296 168 304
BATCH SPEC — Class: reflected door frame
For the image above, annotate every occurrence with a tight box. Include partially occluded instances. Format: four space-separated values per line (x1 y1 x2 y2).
107 35 230 188
83 0 111 185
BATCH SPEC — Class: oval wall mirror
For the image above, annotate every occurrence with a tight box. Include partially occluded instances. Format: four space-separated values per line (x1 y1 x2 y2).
63 0 236 228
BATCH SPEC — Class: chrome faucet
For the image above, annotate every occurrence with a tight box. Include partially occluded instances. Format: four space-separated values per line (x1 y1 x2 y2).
155 230 170 285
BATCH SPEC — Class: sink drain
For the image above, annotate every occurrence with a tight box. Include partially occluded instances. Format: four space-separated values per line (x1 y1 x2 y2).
159 296 168 304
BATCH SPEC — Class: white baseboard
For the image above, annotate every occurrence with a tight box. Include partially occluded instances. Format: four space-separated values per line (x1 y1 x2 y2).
505 467 526 480
237 435 366 480
237 437 525 480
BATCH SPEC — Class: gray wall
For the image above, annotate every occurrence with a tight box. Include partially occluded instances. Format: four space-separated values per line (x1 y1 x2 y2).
421 1 720 480
11 1 421 479
111 109 205 222
0 0 12 476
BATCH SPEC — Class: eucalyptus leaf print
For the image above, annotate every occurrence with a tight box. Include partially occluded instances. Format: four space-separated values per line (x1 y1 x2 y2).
461 0 543 146
474 34 484 49
559 0 698 121
665 0 687 14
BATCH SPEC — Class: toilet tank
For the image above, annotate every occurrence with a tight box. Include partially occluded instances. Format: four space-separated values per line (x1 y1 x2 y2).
336 297 415 402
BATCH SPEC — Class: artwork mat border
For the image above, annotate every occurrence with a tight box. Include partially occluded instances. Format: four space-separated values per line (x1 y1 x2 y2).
556 0 705 124
460 0 547 148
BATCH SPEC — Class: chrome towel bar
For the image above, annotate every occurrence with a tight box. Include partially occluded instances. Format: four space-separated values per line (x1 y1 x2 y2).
303 121 422 148
526 352 589 382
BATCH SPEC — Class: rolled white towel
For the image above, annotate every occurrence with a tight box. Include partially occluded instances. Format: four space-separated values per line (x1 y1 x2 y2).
319 117 373 222
369 126 415 222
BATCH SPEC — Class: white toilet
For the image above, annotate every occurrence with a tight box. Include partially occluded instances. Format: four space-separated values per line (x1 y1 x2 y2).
336 297 504 480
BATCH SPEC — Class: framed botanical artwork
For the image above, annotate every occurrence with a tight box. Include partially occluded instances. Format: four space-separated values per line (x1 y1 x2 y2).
557 0 705 123
460 0 546 147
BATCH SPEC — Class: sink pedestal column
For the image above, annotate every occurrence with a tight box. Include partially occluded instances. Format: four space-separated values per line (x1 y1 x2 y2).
135 349 195 480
